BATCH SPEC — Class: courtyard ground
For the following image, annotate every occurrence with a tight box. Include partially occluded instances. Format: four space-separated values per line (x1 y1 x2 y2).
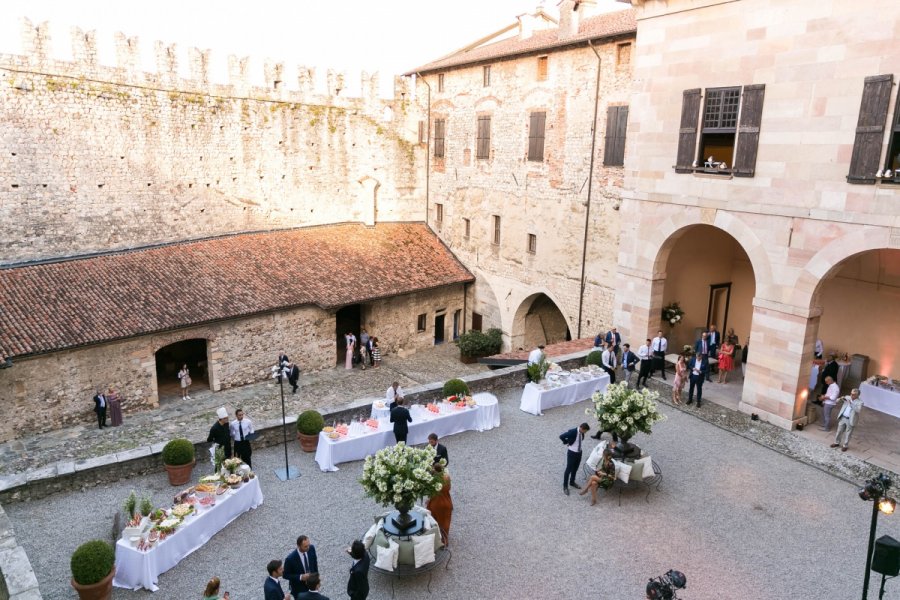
7 386 900 600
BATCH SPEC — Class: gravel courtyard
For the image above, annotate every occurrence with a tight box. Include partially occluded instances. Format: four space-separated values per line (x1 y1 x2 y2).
9 387 900 599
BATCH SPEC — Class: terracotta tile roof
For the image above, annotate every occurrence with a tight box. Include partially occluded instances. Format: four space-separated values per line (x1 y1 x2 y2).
0 223 473 360
488 337 596 362
405 9 636 75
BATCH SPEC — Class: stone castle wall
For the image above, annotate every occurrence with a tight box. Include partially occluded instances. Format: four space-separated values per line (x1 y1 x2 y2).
0 19 425 265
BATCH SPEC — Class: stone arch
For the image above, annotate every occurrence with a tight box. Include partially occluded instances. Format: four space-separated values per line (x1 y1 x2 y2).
509 290 571 351
151 328 217 353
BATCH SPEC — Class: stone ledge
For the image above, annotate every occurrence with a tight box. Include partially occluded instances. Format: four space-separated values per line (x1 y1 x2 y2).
0 505 42 600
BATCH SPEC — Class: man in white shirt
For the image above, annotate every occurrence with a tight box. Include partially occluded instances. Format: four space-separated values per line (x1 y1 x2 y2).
650 331 668 380
830 388 863 452
601 342 617 384
817 375 840 431
636 338 653 388
527 344 545 383
230 408 255 468
386 381 404 409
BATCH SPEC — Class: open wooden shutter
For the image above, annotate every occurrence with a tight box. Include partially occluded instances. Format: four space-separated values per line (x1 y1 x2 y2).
603 106 628 166
733 84 765 177
675 89 702 172
847 74 893 184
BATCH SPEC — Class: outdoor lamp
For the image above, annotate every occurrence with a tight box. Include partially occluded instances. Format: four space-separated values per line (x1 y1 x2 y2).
860 473 895 600
878 497 896 515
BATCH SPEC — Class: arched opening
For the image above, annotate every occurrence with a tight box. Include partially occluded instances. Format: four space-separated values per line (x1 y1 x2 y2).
658 225 756 406
155 338 210 402
511 293 570 351
336 304 361 366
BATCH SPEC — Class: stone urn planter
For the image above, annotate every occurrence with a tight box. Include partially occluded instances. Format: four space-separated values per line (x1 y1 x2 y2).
161 438 196 486
297 432 319 452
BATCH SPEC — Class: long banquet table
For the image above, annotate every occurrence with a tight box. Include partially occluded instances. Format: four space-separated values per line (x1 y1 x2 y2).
860 382 900 418
315 404 497 472
113 478 264 592
519 372 610 415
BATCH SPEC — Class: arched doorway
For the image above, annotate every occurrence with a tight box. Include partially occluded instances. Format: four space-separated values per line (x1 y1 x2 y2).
657 225 756 403
155 339 210 402
511 293 570 351
336 304 361 366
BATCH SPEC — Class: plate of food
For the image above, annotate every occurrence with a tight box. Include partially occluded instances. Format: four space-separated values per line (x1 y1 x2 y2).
374 401 385 409
327 432 340 440
216 484 229 496
322 426 335 433
198 495 216 509
226 474 242 488
171 503 193 518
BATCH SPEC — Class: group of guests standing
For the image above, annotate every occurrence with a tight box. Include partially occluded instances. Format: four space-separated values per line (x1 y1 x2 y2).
344 328 382 370
91 387 124 429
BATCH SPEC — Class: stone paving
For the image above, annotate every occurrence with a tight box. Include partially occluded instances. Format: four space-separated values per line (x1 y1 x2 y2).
0 343 489 476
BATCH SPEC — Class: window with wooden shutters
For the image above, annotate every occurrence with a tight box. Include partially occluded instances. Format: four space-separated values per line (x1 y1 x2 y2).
733 84 765 177
603 105 628 166
483 65 491 87
434 118 445 158
885 89 900 177
476 116 491 159
848 74 894 184
537 56 548 81
528 112 546 162
675 89 702 172
699 86 741 169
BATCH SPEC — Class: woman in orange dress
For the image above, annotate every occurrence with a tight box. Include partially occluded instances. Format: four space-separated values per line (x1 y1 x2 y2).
717 340 735 384
426 464 453 546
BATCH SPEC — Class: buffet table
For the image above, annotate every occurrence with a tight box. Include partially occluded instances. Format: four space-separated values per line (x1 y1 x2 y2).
113 478 264 592
315 404 497 472
519 373 609 416
472 393 501 431
860 382 900 418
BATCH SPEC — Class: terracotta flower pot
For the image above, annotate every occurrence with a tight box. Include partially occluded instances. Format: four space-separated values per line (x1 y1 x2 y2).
164 460 196 486
459 353 477 364
297 432 319 452
71 566 115 600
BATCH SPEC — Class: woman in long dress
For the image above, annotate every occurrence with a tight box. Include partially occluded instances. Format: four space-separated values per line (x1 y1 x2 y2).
426 464 453 546
672 354 687 405
717 340 735 384
345 333 354 370
107 387 124 426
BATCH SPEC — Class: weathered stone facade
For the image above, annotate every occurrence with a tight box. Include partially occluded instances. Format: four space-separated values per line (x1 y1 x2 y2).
362 284 467 355
0 19 425 265
411 5 635 350
616 0 900 428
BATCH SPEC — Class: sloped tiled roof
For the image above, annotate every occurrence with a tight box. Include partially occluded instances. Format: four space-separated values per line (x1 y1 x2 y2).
0 223 473 360
406 9 636 75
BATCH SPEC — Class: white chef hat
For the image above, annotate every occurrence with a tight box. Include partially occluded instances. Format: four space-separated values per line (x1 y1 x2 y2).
216 407 228 419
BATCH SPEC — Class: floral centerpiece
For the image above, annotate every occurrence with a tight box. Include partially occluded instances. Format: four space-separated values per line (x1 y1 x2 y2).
222 457 243 474
586 382 666 450
662 302 685 326
359 443 445 530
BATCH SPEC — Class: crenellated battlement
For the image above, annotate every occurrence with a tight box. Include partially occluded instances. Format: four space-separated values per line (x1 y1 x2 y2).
6 17 409 107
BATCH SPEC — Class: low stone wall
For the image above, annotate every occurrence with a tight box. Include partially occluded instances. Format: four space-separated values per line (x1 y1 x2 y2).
0 351 591 505
0 504 42 599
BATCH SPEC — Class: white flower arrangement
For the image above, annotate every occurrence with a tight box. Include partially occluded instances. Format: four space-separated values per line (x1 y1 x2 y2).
662 302 685 326
586 381 666 439
359 443 445 508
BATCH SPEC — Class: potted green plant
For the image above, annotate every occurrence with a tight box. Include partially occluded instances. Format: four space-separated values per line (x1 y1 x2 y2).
161 438 196 486
121 490 149 539
442 378 470 398
70 539 115 600
296 410 325 452
457 328 502 363
585 350 604 367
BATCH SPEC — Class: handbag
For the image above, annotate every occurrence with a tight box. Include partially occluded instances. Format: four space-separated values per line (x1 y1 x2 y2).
185 375 192 386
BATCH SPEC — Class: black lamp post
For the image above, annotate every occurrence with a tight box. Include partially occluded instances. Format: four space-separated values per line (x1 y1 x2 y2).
859 473 896 600
272 362 300 481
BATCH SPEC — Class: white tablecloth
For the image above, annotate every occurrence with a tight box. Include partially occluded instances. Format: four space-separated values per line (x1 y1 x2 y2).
370 400 391 420
315 404 497 472
473 393 500 431
113 478 264 591
518 374 610 416
860 382 900 418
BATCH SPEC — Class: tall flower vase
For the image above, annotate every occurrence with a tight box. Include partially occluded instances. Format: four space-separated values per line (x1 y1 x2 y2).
617 436 641 460
392 502 415 531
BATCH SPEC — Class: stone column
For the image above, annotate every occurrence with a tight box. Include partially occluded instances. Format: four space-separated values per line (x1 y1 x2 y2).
614 265 665 349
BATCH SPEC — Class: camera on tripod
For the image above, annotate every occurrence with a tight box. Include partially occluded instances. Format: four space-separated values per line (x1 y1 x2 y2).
646 569 687 600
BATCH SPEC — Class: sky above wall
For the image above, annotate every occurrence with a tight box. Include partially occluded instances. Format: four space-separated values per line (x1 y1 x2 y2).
0 0 626 97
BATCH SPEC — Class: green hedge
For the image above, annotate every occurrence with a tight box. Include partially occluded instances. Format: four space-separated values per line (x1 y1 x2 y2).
161 438 195 466
585 350 604 367
457 328 503 358
71 540 114 585
442 378 470 397
296 410 325 435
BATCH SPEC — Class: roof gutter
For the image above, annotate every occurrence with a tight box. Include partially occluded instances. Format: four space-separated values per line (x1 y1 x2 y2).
416 73 432 229
577 40 602 339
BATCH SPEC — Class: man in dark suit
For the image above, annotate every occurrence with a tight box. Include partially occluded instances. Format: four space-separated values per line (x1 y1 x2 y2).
706 325 720 381
686 354 708 407
296 573 329 600
694 332 710 383
604 327 622 359
560 422 590 495
287 362 301 394
390 399 412 444
347 540 370 600
92 389 107 429
264 559 287 600
284 535 318 598
821 354 839 395
621 343 639 385
428 433 449 465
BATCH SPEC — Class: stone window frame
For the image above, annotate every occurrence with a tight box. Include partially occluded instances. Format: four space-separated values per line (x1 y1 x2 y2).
438 73 445 93
417 313 427 332
483 65 491 87
476 115 492 160
435 202 443 226
528 111 546 162
433 118 446 158
527 233 537 254
463 217 471 239
616 42 632 68
537 56 548 82
492 214 501 246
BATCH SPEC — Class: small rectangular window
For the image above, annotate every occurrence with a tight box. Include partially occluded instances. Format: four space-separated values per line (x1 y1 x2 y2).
463 218 471 238
434 118 445 158
418 120 425 144
527 233 537 254
537 56 548 81
616 43 632 67
417 313 427 332
435 202 443 223
476 116 491 160
528 111 546 162
472 312 483 331
438 73 445 92
603 105 628 167
492 215 501 245
483 65 491 87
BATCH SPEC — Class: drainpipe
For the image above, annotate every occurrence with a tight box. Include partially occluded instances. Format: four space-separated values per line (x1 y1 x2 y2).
415 73 432 227
576 40 602 339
